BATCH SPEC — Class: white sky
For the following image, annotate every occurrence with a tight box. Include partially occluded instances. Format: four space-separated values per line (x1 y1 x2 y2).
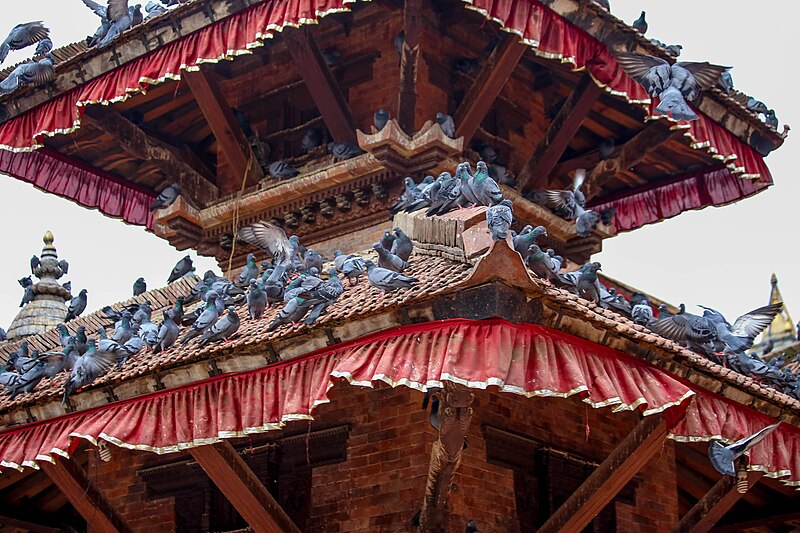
0 0 797 329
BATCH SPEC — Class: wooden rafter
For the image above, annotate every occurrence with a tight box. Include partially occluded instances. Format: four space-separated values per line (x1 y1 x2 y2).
397 0 423 133
284 28 358 144
40 456 133 533
453 33 527 145
183 69 264 193
190 440 301 533
710 510 800 533
583 121 684 198
536 416 668 533
82 106 219 206
0 510 61 533
672 472 763 533
516 75 602 192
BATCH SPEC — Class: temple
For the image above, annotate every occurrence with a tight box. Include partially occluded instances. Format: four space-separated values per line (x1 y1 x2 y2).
0 1 797 532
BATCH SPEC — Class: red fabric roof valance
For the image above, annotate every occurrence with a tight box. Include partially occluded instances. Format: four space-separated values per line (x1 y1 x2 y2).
0 319 796 488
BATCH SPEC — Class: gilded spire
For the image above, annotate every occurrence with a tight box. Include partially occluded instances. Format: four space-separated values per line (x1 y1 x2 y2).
763 274 794 343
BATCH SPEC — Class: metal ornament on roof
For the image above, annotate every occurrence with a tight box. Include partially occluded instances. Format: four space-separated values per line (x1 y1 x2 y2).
6 231 73 340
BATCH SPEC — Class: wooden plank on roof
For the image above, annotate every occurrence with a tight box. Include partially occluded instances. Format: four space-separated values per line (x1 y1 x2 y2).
672 471 763 533
190 440 301 533
536 415 668 533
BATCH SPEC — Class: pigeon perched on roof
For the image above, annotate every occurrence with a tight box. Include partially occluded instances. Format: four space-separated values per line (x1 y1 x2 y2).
631 299 654 326
435 112 456 138
34 37 53 57
130 4 144 26
0 53 55 95
512 225 547 261
111 311 135 344
615 52 729 121
237 253 259 287
716 70 734 94
144 1 168 19
300 128 324 154
168 255 194 283
632 11 647 34
425 172 460 216
267 161 299 180
298 268 344 325
468 161 504 207
133 277 147 297
525 245 557 281
373 243 409 273
198 306 240 346
576 262 602 303
374 108 389 132
303 250 323 274
98 0 134 47
65 289 88 322
708 423 779 476
334 251 366 285
153 310 179 353
63 339 122 403
238 222 301 270
391 177 420 214
150 183 181 211
247 279 267 319
0 22 49 64
181 291 221 344
391 227 413 262
365 260 417 291
328 142 365 161
486 199 513 241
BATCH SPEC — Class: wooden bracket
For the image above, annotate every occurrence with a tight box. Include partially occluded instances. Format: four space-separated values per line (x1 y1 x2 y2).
672 471 763 533
41 456 133 533
453 33 527 145
284 28 358 144
190 440 301 533
516 75 602 191
536 415 668 533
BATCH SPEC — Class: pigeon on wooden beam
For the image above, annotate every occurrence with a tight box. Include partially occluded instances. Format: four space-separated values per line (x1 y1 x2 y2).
0 21 49 64
365 260 417 291
97 0 134 47
267 161 299 180
486 199 513 241
301 128 324 154
328 142 365 161
150 183 181 211
373 108 389 132
0 53 55 95
435 112 456 139
708 423 779 477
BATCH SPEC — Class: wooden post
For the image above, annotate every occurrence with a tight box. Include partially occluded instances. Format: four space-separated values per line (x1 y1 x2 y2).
40 456 133 533
397 0 423 134
453 33 527 145
672 472 763 533
82 106 219 205
190 440 301 533
284 28 358 144
516 75 602 191
536 416 667 533
183 68 264 193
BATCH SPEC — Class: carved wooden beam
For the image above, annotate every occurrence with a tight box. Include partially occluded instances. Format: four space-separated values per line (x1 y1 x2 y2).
516 75 602 192
583 121 684 198
40 456 133 533
183 69 264 194
419 381 475 531
536 416 667 533
397 0 423 134
453 33 527 145
284 28 358 144
190 440 301 533
672 471 763 533
82 106 219 206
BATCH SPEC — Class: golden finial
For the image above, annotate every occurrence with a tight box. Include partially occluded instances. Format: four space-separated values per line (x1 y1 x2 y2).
43 231 54 245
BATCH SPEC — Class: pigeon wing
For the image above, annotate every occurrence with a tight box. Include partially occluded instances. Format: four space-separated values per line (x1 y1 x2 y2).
676 62 731 90
8 22 49 49
542 190 576 213
729 303 783 339
238 222 291 267
21 61 55 86
107 0 130 22
728 423 780 456
81 0 108 17
652 313 697 342
615 52 670 89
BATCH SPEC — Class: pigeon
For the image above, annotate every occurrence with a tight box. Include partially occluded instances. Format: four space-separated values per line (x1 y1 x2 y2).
632 11 647 34
137 318 159 349
0 328 5 342
0 22 49 64
298 268 344 325
473 142 499 164
263 264 288 303
133 277 147 297
390 177 420 214
247 279 267 319
116 335 143 367
0 53 55 95
365 260 417 291
168 255 194 283
150 183 181 211
320 48 341 67
527 169 600 237
599 138 615 160
525 245 557 281
435 112 456 138
468 161 504 207
486 199 513 241
763 110 778 129
716 70 734 94
98 0 134 48
303 250 324 274
198 306 240 346
698 304 783 354
615 52 729 121
63 339 121 404
19 286 34 308
74 326 88 355
454 57 480 76
18 276 32 288
267 161 299 180
390 227 413 262
268 294 312 331
576 262 602 303
30 255 40 273
238 222 301 270
111 311 135 345
631 299 654 326
34 37 53 57
374 108 389 132
144 1 168 19
153 310 179 353
130 3 144 26
593 0 610 10
337 252 366 285
708 423 779 476
465 519 483 533
65 289 88 322
132 301 152 325
237 253 259 287
328 142 365 161
512 226 548 261
300 128 324 154
62 281 72 292
181 291 221 344
59 259 69 275
373 243 409 273
380 229 396 252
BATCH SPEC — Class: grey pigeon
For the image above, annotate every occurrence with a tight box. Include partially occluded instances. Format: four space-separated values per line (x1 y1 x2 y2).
150 183 181 211
75 326 88 355
528 169 600 237
137 319 159 349
268 295 311 331
435 112 456 138
339 253 366 285
267 161 299 180
631 300 654 326
19 286 34 308
153 310 179 353
716 70 734 93
132 301 152 325
63 339 120 404
181 291 221 344
0 22 49 64
168 254 194 283
320 48 340 67
62 281 72 292
512 226 547 261
34 37 53 57
390 177 419 214
170 297 185 325
763 110 778 129
403 175 437 212
708 423 779 476
298 268 344 325
133 277 147 296
632 11 647 34
380 229 396 252
576 262 602 303
98 0 134 48
97 327 122 355
301 128 324 153
247 279 267 319
237 253 259 287
374 108 389 132
0 327 5 341
144 1 168 19
130 3 144 26
746 97 769 115
365 260 417 291
263 264 287 303
303 250 324 274
18 276 32 288
373 243 409 273
238 222 301 270
599 138 615 160
391 227 413 262
65 289 88 322
111 311 135 344
117 335 144 367
328 142 365 161
30 255 39 273
425 172 460 216
488 163 513 186
0 53 55 95
59 259 69 275
525 245 556 281
699 304 783 354
198 306 240 346
473 142 499 164
468 161 504 207
486 199 513 240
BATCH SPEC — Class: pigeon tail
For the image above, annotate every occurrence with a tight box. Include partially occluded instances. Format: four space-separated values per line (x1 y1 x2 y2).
708 441 736 476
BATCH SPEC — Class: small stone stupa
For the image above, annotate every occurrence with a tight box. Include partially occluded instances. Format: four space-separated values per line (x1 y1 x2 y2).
7 231 73 340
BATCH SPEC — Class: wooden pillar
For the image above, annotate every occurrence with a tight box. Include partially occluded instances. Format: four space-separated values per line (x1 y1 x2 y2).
41 456 133 533
516 75 602 191
397 0 423 134
672 472 763 533
190 440 301 533
536 416 668 533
